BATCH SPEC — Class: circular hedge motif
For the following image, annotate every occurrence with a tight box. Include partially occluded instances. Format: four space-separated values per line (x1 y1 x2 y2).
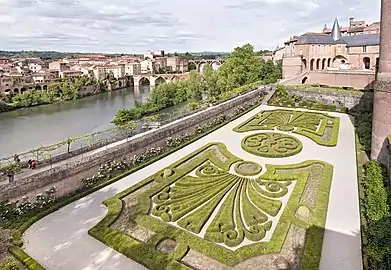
242 132 303 158
277 125 295 132
234 161 262 176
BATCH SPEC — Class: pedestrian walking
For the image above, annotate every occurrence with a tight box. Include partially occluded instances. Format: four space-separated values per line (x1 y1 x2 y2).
7 170 14 183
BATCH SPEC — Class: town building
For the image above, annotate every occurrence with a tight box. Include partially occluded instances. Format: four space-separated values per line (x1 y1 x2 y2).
92 66 107 81
105 65 125 79
59 70 84 79
166 57 189 73
282 18 380 89
0 75 13 88
125 63 141 76
140 59 155 74
28 62 44 73
49 61 69 71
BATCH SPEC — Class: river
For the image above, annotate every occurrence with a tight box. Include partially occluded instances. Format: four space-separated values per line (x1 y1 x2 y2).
0 86 152 158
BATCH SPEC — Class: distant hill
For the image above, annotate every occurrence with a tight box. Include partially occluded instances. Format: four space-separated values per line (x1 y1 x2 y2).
0 50 69 60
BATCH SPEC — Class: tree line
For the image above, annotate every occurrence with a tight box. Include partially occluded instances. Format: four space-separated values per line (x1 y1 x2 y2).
113 44 282 125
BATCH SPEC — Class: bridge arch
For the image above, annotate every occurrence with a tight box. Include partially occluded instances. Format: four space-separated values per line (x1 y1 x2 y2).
210 61 222 70
139 77 150 86
14 88 19 94
188 62 197 71
43 85 48 91
155 77 166 85
198 62 209 73
21 87 27 94
4 89 12 95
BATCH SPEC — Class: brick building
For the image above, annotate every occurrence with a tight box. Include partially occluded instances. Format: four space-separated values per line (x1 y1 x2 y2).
282 18 381 89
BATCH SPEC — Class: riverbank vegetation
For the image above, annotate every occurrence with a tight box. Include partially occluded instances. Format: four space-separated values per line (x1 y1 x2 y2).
0 77 103 111
113 44 282 125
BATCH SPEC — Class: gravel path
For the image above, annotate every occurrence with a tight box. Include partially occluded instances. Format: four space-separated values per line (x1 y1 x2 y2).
22 105 362 270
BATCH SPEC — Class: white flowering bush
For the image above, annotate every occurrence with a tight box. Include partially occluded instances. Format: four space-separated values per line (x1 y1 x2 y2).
82 160 129 188
0 186 56 227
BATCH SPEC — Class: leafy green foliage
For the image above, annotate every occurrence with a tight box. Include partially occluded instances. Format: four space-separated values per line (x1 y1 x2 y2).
0 256 22 270
216 44 262 91
2 76 100 109
353 111 373 155
361 161 391 269
363 161 389 222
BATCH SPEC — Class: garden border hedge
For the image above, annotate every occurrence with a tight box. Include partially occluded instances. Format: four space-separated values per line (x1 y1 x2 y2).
89 141 334 269
8 89 267 270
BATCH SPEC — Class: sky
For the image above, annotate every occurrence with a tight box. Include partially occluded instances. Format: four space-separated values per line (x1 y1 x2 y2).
0 0 381 54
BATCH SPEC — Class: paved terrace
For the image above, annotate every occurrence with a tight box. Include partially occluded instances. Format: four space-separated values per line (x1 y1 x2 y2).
22 105 362 270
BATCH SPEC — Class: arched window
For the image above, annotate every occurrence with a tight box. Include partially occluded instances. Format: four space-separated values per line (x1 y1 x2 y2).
363 57 371 70
322 59 326 70
316 59 321 70
302 59 307 70
310 59 315 71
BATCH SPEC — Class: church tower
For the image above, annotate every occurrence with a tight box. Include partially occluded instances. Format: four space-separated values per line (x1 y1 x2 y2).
371 0 391 164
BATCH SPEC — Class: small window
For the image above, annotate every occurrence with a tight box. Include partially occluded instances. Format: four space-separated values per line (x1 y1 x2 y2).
363 46 367 52
347 47 350 53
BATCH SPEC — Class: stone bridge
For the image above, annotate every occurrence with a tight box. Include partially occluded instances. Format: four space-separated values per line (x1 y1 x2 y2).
1 83 49 96
188 59 225 72
133 73 190 87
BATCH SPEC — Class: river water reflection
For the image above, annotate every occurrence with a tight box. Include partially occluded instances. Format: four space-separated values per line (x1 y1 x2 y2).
0 86 152 157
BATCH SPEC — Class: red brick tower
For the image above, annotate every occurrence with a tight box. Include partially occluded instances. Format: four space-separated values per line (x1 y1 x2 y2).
371 0 391 163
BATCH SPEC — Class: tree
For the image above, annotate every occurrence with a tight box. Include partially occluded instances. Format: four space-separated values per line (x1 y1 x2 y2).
202 65 220 99
186 71 203 102
216 44 262 92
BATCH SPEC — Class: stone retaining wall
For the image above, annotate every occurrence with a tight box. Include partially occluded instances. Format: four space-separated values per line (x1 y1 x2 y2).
286 88 374 111
1 86 270 200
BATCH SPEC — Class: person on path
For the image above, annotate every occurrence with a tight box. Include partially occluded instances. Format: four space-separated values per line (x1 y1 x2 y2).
7 170 14 183
31 160 37 169
13 154 20 164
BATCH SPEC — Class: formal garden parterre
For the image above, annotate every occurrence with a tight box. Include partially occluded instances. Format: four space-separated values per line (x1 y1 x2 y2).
89 108 343 270
233 109 340 147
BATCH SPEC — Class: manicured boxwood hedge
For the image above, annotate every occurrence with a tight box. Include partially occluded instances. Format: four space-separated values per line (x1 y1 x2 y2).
241 132 303 158
234 109 340 147
89 142 334 269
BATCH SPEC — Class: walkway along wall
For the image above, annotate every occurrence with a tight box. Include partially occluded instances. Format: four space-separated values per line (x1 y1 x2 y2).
0 86 271 200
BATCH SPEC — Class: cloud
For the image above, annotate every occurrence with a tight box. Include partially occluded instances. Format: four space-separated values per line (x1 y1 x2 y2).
0 0 381 53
